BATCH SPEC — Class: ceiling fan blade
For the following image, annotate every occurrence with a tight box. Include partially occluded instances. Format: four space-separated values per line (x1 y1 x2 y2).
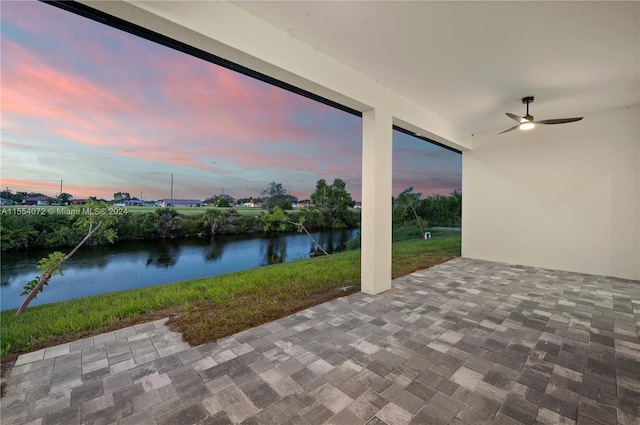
506 112 524 122
498 124 520 134
536 117 584 125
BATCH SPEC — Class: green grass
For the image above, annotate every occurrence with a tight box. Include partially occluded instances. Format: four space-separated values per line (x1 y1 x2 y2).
1 233 461 356
126 206 266 215
392 231 461 277
393 225 460 242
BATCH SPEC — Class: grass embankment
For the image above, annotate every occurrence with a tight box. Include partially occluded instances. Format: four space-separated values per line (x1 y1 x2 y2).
1 232 460 358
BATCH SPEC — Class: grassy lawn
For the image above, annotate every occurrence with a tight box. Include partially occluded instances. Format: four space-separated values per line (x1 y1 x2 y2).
0 232 460 358
125 206 266 215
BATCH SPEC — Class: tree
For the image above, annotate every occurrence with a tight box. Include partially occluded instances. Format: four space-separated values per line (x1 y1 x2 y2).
153 208 181 238
204 209 228 235
449 189 462 225
261 206 330 256
261 205 288 232
16 200 118 315
284 194 299 205
310 179 328 207
415 190 462 227
13 191 28 203
57 192 73 205
205 194 234 207
214 198 230 207
262 181 292 212
0 215 39 250
1 189 12 203
113 192 131 202
309 178 356 228
395 187 426 236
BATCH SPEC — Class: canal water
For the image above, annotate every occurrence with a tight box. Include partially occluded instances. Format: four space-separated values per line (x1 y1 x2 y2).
0 228 358 311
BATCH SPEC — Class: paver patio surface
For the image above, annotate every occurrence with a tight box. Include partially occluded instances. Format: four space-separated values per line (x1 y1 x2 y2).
2 258 639 424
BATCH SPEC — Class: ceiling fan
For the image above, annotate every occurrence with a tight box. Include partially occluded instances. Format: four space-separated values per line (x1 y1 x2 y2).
499 96 583 134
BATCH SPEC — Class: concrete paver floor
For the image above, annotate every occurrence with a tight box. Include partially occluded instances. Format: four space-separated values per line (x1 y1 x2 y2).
2 258 639 425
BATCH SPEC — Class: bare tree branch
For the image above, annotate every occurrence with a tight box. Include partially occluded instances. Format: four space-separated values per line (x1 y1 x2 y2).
16 220 103 315
287 220 330 257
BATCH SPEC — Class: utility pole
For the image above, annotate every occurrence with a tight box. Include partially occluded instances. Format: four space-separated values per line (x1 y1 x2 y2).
170 174 174 207
60 179 63 196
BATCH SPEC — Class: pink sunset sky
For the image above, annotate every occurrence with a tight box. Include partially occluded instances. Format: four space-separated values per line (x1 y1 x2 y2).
0 1 461 202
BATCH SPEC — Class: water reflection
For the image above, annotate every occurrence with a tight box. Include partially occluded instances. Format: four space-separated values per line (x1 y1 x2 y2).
204 237 227 261
145 241 180 268
311 229 353 256
262 238 287 265
0 229 358 310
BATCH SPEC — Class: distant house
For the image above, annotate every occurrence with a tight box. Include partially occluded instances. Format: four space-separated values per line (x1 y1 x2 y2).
123 199 143 206
160 199 202 207
71 199 87 205
22 196 53 206
242 201 263 208
354 201 362 209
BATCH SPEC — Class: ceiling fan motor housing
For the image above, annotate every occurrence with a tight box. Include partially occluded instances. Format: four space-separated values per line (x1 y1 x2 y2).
522 97 534 121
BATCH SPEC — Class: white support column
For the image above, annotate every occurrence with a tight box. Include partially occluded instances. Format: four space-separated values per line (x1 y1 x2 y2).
361 108 393 294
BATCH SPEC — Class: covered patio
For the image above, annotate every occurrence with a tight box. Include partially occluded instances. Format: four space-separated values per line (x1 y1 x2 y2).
1 1 638 424
2 258 639 424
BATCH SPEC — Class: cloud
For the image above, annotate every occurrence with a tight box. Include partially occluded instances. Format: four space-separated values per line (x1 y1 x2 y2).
0 177 85 197
392 131 462 197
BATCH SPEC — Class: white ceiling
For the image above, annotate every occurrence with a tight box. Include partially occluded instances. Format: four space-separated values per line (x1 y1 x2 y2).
232 1 639 135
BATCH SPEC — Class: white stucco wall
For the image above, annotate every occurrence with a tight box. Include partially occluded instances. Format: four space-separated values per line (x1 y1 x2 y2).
463 106 640 280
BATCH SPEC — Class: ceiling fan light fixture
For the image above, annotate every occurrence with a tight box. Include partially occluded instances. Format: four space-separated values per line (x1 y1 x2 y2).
499 97 583 135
